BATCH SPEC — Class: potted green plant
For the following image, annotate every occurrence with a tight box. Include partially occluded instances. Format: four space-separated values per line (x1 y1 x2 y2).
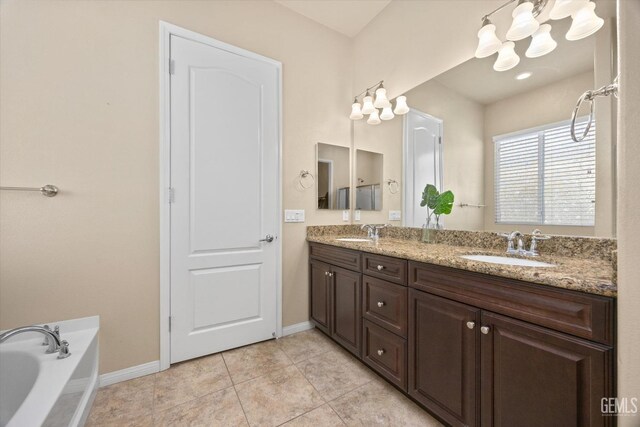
420 184 454 243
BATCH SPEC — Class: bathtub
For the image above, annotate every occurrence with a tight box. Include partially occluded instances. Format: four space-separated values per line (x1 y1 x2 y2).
0 316 99 427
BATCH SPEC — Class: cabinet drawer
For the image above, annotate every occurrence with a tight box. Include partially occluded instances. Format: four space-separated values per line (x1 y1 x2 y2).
363 276 407 337
409 261 615 345
310 243 361 272
363 320 407 391
363 253 407 285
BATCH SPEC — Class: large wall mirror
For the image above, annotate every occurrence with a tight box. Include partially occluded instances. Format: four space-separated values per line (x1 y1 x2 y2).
355 149 383 211
317 143 350 210
353 0 616 237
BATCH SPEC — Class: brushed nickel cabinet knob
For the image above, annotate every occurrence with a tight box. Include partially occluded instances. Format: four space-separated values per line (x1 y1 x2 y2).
481 326 491 335
377 301 385 308
466 321 475 329
377 349 385 356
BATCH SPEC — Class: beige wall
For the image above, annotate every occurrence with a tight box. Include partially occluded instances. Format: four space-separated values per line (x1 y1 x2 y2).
483 71 602 236
617 0 640 423
404 80 485 231
0 0 353 374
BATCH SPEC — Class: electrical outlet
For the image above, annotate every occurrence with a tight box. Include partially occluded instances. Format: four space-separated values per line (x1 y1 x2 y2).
342 210 350 221
354 210 361 221
389 210 401 221
284 209 305 223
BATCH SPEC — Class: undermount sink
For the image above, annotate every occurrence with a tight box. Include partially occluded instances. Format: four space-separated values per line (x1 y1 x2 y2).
460 255 556 268
335 238 373 242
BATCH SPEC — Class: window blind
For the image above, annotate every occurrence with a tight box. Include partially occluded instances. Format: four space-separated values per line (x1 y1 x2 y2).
494 118 596 226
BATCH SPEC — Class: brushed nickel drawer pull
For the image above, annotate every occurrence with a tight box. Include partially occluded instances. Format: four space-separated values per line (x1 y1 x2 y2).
377 349 385 356
377 265 385 271
377 301 386 308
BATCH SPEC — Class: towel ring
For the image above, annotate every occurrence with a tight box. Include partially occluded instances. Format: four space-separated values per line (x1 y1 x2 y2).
386 179 400 194
571 75 619 142
298 170 315 189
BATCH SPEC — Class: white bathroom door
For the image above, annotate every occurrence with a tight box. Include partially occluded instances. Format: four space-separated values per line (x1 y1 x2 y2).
169 35 280 363
403 109 443 228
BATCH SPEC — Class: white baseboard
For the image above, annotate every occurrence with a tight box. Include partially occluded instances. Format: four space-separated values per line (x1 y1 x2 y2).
99 360 160 388
282 321 314 336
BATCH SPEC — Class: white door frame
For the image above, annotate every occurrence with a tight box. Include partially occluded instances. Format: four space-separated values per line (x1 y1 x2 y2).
402 108 444 227
158 21 283 371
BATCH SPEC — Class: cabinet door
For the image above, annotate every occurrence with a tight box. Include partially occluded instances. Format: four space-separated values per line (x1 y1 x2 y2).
331 266 362 357
480 312 613 427
408 289 480 427
309 259 331 334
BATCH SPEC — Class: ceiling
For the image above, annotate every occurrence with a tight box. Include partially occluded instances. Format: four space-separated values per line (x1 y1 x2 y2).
275 0 392 38
433 18 595 105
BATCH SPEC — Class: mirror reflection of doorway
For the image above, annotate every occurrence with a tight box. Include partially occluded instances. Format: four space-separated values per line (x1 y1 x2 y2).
317 159 332 209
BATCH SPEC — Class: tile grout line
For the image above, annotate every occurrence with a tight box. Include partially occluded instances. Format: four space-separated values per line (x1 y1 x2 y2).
222 352 252 426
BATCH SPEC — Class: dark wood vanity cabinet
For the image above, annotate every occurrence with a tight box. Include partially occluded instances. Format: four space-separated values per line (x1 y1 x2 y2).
309 244 363 357
408 290 480 427
480 312 613 427
408 261 614 427
310 243 615 427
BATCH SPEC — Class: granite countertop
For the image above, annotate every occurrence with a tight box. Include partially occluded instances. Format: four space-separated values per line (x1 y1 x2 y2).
307 234 617 297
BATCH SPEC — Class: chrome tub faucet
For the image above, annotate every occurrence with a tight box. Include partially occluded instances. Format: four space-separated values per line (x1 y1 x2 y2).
0 325 71 359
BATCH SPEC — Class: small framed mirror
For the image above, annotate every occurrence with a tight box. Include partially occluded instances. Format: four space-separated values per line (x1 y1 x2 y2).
317 143 350 210
355 149 383 211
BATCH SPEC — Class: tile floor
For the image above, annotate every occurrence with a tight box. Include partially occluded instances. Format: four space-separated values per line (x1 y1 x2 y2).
87 328 443 427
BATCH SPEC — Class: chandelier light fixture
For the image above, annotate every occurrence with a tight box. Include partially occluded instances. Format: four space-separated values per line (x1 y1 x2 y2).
350 81 410 124
475 0 604 72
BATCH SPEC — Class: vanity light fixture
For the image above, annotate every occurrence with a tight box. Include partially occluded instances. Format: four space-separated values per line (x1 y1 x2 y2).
350 80 409 124
475 0 604 71
494 41 520 71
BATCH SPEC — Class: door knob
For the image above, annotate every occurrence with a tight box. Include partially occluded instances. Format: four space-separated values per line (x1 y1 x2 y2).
259 234 274 243
377 301 385 308
466 321 475 329
480 326 491 335
377 349 385 356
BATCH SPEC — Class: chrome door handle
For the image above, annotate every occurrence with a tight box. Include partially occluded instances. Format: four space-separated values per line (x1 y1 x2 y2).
259 234 274 243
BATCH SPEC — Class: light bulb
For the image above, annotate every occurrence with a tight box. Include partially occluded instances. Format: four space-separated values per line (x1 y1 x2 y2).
475 19 502 58
526 24 557 58
549 0 588 20
367 109 381 125
493 41 520 72
506 1 540 41
566 2 604 41
350 100 363 120
380 106 394 121
362 92 375 115
394 96 410 115
373 86 391 109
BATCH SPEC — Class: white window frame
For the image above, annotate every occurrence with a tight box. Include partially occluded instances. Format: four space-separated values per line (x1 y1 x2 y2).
493 116 595 227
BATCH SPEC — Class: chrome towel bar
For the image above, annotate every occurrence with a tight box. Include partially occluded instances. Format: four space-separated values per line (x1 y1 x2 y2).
0 184 59 197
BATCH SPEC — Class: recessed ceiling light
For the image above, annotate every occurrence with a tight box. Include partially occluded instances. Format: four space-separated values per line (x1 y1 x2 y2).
516 72 532 80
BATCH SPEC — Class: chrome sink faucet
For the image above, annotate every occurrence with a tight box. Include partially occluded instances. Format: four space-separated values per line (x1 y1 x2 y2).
0 325 71 359
499 229 550 257
361 224 391 240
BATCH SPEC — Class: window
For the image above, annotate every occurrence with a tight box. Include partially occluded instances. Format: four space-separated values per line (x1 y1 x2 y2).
494 118 596 226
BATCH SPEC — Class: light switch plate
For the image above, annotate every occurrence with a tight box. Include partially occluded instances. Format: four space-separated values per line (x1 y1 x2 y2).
389 210 402 221
284 209 305 223
342 210 350 221
354 210 361 221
